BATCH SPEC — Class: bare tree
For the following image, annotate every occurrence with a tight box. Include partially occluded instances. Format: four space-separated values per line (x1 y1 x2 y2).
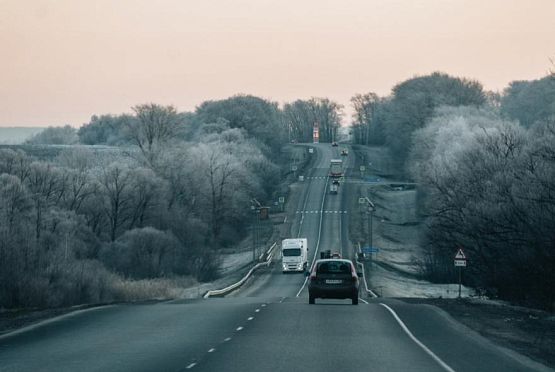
127 104 179 165
96 163 135 241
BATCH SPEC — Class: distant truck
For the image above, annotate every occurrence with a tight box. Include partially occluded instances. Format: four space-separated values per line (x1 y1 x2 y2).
329 159 343 178
281 238 308 273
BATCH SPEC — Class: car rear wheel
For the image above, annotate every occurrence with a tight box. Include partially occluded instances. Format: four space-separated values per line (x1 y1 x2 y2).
352 296 358 305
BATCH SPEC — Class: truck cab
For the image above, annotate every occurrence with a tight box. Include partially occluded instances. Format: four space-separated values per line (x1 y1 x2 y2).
281 238 308 273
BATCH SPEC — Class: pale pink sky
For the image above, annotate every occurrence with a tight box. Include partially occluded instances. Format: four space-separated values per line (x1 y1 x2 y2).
1 0 554 127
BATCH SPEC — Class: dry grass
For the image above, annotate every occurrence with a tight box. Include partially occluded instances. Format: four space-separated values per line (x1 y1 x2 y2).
111 276 198 302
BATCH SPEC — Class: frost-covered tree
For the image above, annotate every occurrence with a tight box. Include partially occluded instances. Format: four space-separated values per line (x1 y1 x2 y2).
411 106 555 308
351 92 388 145
26 125 78 145
196 95 285 152
77 114 130 145
282 98 343 143
385 72 486 162
127 104 179 165
501 75 555 127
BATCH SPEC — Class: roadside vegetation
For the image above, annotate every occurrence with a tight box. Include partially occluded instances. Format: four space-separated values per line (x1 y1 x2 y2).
351 72 555 310
0 95 342 310
3 70 553 312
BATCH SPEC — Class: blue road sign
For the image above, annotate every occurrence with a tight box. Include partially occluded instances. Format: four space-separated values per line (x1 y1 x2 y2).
362 247 380 254
365 176 381 183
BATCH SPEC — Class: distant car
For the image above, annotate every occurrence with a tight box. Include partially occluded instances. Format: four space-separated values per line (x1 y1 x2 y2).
331 252 341 258
331 142 338 147
340 149 348 156
307 259 361 305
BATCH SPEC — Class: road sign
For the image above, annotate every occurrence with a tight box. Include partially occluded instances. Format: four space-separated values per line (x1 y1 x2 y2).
313 122 319 143
359 165 366 172
455 248 466 260
291 165 298 171
362 247 379 253
308 148 314 153
454 259 467 267
278 197 285 204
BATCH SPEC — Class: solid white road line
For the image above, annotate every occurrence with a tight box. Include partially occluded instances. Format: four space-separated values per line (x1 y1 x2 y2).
296 175 329 297
380 303 456 372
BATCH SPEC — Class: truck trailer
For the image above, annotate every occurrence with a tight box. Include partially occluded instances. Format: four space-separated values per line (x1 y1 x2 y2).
329 159 343 178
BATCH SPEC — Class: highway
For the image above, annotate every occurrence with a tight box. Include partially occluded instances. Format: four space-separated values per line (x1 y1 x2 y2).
0 144 547 372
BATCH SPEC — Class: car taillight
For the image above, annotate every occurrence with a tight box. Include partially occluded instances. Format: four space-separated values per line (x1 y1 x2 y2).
351 275 358 282
310 275 317 281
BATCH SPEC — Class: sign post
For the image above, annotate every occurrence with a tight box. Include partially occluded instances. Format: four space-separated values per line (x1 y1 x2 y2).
278 196 285 212
454 248 467 298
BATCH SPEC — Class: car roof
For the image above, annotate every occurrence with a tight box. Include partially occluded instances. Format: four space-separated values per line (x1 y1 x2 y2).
314 259 352 264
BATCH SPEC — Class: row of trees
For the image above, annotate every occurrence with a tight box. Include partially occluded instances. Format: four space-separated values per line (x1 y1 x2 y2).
351 71 554 309
411 106 555 309
282 98 343 143
31 95 344 148
0 96 288 308
351 72 487 164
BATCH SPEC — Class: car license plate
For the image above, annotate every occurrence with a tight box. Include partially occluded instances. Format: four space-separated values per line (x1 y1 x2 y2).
325 279 342 284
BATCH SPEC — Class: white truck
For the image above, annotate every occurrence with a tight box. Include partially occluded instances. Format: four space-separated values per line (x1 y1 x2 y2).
330 159 343 178
281 238 308 273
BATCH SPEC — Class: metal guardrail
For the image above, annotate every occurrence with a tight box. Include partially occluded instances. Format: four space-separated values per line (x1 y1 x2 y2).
356 243 379 298
203 242 278 298
357 261 378 298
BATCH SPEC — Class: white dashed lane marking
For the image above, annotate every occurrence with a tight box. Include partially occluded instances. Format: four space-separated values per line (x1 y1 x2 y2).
296 210 348 214
185 305 267 369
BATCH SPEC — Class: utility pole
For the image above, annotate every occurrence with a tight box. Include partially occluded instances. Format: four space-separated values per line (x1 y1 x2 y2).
364 197 375 260
367 206 373 253
251 198 262 263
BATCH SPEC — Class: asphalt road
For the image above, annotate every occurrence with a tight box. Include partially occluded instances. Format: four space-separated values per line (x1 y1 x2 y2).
0 144 548 372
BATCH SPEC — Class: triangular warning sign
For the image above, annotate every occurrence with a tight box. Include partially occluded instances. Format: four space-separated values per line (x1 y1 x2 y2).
455 248 466 260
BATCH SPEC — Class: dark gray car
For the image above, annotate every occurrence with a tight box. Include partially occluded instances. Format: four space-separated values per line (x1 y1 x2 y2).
307 259 361 305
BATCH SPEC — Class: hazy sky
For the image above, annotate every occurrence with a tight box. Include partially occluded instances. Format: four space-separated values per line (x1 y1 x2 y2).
1 0 554 127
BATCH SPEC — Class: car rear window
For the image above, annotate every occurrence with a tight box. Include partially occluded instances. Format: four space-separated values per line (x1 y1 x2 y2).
283 248 301 256
317 261 351 274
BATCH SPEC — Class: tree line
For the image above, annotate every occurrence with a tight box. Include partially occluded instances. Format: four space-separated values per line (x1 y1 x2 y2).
352 72 555 309
2 95 334 309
